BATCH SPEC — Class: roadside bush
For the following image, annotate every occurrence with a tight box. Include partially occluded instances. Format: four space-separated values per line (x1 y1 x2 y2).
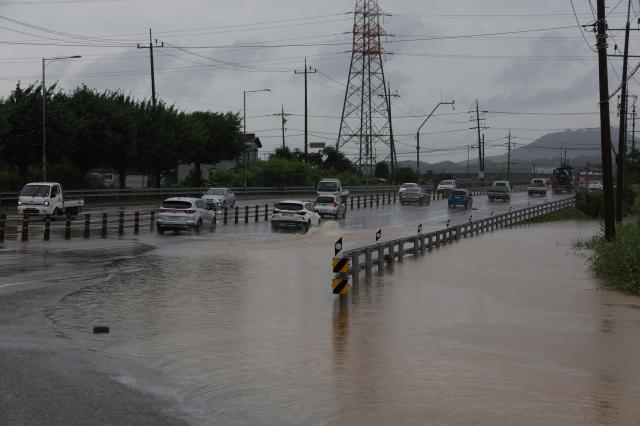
588 220 640 295
0 170 25 191
576 189 603 218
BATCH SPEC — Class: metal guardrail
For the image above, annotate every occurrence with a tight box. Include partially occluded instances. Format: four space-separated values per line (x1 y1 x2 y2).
0 182 531 202
343 197 576 286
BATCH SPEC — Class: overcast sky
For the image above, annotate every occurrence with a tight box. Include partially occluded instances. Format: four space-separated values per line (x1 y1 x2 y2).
0 0 636 164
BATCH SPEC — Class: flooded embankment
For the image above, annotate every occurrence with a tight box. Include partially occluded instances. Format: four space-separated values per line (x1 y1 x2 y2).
48 220 640 425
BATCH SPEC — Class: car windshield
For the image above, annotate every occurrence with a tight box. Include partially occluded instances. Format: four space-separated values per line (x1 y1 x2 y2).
439 180 453 185
533 181 545 187
276 202 304 211
317 196 335 204
452 190 466 196
494 182 507 187
161 200 193 210
401 183 417 189
20 185 50 197
205 189 225 196
317 182 337 192
405 188 420 193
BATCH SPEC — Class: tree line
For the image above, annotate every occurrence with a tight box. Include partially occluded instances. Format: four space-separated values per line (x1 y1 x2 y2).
0 83 243 189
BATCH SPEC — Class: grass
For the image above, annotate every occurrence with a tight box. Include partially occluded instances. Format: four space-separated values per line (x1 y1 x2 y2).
523 207 589 224
584 220 640 296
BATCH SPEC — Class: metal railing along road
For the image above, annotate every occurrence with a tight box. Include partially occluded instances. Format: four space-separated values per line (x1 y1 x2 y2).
0 182 531 203
343 197 576 287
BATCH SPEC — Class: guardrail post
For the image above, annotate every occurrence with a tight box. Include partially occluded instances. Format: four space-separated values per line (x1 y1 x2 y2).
419 234 425 252
398 240 405 262
357 196 361 209
376 193 380 207
370 195 374 208
265 204 269 221
235 206 239 224
223 207 228 225
244 206 249 224
150 210 155 231
44 216 51 241
388 242 395 264
21 216 29 242
365 248 372 277
393 192 397 204
134 211 140 234
83 214 90 239
413 237 419 255
351 252 360 286
0 214 5 243
64 215 71 240
350 196 354 210
455 226 461 241
377 245 385 273
387 192 391 204
254 205 259 222
428 233 434 251
382 193 385 206
118 212 124 235
102 213 108 238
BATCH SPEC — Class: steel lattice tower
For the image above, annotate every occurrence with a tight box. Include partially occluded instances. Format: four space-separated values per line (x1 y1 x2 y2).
337 0 396 176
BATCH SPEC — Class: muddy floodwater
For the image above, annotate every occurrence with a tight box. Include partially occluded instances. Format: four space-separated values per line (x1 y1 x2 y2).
47 221 640 425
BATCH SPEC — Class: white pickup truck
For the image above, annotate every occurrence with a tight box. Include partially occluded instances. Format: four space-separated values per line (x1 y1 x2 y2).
527 178 548 196
316 178 349 203
487 180 512 202
17 182 84 216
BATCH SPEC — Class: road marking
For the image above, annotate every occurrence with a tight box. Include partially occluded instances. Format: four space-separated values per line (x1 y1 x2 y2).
378 212 395 216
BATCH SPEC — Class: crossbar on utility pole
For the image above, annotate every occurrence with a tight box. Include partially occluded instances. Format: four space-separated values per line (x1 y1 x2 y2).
596 0 617 241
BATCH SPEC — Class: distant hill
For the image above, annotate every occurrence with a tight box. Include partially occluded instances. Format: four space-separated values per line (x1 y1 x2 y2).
397 128 635 173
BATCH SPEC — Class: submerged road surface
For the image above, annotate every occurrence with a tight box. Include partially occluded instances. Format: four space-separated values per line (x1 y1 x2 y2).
2 197 639 424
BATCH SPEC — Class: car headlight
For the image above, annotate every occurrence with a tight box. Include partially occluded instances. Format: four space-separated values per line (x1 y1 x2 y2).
18 201 22 206
43 200 50 207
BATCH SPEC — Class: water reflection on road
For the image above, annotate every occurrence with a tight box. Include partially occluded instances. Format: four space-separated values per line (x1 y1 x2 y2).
49 221 640 425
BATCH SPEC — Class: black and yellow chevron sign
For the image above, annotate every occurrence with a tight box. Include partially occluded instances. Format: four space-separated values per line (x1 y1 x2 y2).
332 257 349 274
332 278 349 295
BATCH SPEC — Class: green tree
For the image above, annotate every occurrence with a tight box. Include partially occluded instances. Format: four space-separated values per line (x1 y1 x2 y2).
374 161 390 179
321 146 357 173
395 166 417 183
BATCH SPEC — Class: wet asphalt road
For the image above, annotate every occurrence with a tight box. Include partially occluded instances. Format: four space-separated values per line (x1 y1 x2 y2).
2 192 640 424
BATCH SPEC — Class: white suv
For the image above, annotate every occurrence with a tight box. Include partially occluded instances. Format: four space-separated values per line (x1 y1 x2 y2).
271 200 321 233
157 197 214 234
202 187 235 209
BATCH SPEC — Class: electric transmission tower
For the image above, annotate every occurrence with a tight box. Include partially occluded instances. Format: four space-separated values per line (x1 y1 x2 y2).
336 0 396 177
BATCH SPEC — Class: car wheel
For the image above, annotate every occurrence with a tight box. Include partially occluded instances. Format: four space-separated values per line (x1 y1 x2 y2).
231 200 235 208
271 222 278 232
303 221 310 233
156 224 164 235
195 220 203 235
54 207 62 216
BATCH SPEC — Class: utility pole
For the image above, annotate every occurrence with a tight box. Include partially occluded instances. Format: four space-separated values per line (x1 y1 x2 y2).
466 145 470 174
596 0 616 241
386 84 398 181
416 100 455 178
633 102 637 151
616 0 632 222
272 105 292 149
294 58 316 157
470 100 488 177
507 131 512 182
137 29 164 107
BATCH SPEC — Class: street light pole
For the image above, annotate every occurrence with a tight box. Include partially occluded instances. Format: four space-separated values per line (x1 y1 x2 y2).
242 88 270 195
41 55 81 181
416 100 454 179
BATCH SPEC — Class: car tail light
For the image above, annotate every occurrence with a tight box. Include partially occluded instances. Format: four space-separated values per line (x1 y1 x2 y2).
333 202 337 207
184 209 195 214
158 208 167 213
296 211 306 216
312 201 317 207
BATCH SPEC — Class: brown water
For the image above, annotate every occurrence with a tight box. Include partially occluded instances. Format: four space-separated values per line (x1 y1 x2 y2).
49 221 640 425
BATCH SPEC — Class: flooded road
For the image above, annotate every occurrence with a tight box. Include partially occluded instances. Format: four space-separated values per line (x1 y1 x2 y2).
37 219 640 425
